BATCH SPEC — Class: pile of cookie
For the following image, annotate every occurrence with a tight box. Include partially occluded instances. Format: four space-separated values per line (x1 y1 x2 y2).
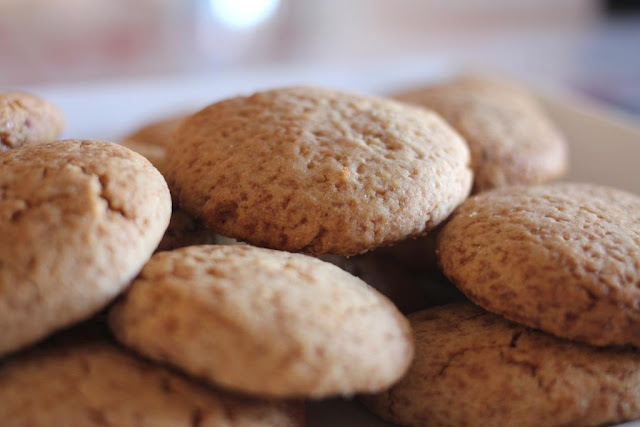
1 77 639 426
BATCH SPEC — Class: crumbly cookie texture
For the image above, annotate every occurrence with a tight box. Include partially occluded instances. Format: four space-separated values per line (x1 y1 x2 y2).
0 340 304 427
0 91 65 151
394 76 568 192
362 303 640 427
437 183 640 347
121 114 185 175
109 245 414 398
166 86 472 256
0 140 172 356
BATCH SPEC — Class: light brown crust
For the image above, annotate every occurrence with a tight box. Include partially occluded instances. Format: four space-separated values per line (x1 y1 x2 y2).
437 183 640 347
0 91 65 151
394 76 568 192
362 303 640 427
109 245 414 398
166 86 472 256
0 140 172 356
0 340 304 427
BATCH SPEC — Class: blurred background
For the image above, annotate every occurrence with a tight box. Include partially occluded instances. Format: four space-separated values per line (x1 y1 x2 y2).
1 0 639 115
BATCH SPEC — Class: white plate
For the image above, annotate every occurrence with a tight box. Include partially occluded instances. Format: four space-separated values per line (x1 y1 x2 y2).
22 63 640 427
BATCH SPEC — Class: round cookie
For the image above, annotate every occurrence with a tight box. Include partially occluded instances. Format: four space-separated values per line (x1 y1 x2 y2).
0 140 172 356
0 340 304 427
362 303 640 427
437 183 640 347
121 114 186 175
166 86 472 256
394 76 568 192
1 91 65 151
109 245 414 398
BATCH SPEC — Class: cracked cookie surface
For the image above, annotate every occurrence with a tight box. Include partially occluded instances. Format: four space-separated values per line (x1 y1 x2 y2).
0 339 304 427
109 244 414 398
437 183 640 347
361 303 640 427
166 86 472 256
394 76 568 192
1 91 65 151
0 140 171 356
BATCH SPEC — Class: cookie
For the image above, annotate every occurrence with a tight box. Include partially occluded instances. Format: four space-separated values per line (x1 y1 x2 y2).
109 245 413 398
0 340 304 426
155 209 219 252
437 183 640 347
121 114 185 175
394 76 568 192
166 86 472 256
0 140 171 356
1 91 65 151
362 303 640 427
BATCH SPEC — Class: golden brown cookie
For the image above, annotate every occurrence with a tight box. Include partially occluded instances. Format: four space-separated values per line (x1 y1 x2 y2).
109 245 413 398
437 183 640 347
362 303 640 427
0 340 304 427
166 86 472 256
0 140 171 356
394 76 568 192
1 91 65 151
121 114 185 175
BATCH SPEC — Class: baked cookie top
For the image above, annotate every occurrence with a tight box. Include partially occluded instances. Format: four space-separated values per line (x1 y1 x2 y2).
362 303 640 427
0 91 65 151
0 140 171 356
437 183 640 347
109 244 414 398
0 340 304 427
395 76 568 192
166 86 472 256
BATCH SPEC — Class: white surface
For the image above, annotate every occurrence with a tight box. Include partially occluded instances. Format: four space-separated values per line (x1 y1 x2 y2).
23 63 640 426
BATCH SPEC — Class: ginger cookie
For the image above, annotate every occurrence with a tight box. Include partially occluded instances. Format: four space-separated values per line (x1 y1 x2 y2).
437 183 640 347
166 86 472 256
394 76 568 192
121 114 185 175
362 303 640 427
0 340 304 427
0 140 171 356
1 91 65 151
109 245 413 398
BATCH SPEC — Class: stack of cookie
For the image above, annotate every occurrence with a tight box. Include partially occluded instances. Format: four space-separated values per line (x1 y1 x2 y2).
1 77 639 427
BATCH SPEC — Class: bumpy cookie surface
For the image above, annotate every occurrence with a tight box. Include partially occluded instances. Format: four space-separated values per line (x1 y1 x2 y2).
121 114 185 175
0 140 171 356
166 86 472 256
394 76 567 192
109 245 414 398
0 91 65 151
362 303 640 427
0 340 303 427
437 183 640 347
